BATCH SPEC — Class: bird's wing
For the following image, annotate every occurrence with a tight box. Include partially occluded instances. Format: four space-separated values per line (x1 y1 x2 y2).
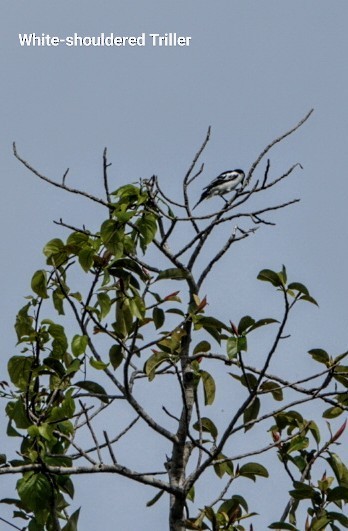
203 172 229 190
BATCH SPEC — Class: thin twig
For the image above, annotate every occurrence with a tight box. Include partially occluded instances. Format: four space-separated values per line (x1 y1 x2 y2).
13 143 109 207
79 400 103 463
103 147 112 207
246 109 313 184
103 431 117 464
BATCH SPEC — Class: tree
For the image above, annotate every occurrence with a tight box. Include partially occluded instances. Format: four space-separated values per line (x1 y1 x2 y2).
1 110 348 531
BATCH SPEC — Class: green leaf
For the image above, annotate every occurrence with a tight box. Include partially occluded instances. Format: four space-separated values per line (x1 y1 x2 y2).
195 316 227 344
219 458 234 478
287 435 309 453
109 345 123 370
289 481 316 500
107 267 140 288
6 422 21 437
111 184 140 199
248 318 279 332
192 417 218 440
334 351 348 364
310 515 332 531
287 282 309 296
278 265 287 285
52 287 65 315
43 357 66 377
193 341 211 355
47 323 68 358
323 405 344 419
197 316 227 330
43 238 68 266
226 335 247 359
55 474 74 498
226 337 238 359
200 370 216 405
71 335 88 357
128 295 146 320
136 212 158 250
78 247 95 273
300 294 319 306
74 381 109 403
238 336 247 352
109 258 148 281
66 231 89 247
31 270 48 299
157 268 189 281
89 357 109 370
100 219 124 258
49 397 75 423
308 349 330 365
243 398 260 431
15 303 34 341
257 269 284 287
144 351 171 381
268 523 299 530
308 420 321 445
239 372 258 390
327 486 348 502
274 410 304 430
66 359 82 375
17 472 52 513
114 210 136 223
261 381 283 401
62 508 80 531
0 454 7 465
97 293 112 319
287 281 318 305
213 453 233 478
113 297 133 338
326 511 348 527
187 486 195 502
238 315 255 335
43 238 65 257
153 307 165 330
146 490 164 507
38 423 55 442
333 365 348 387
70 291 82 302
238 462 269 481
8 356 34 391
6 400 31 429
166 308 185 316
327 452 348 485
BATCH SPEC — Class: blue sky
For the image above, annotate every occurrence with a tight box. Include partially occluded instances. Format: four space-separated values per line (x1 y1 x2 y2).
1 1 348 528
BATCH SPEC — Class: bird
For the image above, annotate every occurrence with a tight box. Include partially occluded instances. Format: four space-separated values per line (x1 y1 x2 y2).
192 169 245 210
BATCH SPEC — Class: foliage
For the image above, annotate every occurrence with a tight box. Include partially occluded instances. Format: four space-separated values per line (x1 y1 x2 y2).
2 111 348 531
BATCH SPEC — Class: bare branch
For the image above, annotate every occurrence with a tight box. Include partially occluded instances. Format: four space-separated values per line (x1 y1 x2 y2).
13 142 109 207
183 128 211 234
246 109 313 184
197 226 257 288
79 400 103 463
103 430 117 464
0 463 178 495
103 147 112 206
183 127 211 186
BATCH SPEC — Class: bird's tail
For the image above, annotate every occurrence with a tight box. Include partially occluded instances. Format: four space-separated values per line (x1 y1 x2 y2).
192 198 202 211
192 192 207 210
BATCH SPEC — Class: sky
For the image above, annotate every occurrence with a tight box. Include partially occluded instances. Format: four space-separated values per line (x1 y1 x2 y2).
1 1 348 529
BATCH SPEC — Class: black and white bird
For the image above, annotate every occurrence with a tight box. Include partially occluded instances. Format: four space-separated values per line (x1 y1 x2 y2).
193 169 245 210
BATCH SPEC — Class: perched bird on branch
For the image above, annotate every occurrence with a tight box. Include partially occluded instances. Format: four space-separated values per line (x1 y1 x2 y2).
193 169 245 210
